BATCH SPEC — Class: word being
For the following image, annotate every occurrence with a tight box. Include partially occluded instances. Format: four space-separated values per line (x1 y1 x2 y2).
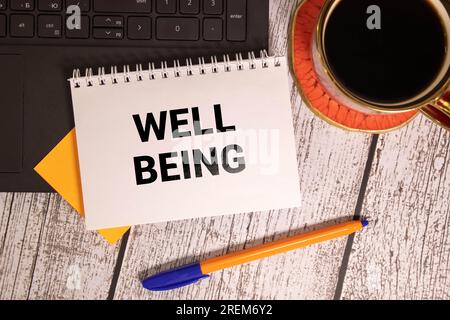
366 5 381 30
134 145 245 185
132 104 246 185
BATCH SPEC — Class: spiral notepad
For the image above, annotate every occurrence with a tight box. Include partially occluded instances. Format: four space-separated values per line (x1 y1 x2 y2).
69 51 301 230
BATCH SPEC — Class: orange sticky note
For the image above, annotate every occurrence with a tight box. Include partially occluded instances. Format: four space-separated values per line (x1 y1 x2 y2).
34 129 130 245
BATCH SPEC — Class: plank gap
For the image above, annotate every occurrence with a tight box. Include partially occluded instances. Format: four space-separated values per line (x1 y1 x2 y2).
334 134 380 300
25 194 51 300
107 229 131 300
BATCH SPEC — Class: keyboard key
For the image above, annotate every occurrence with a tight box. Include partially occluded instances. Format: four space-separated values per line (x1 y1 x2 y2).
66 0 90 12
156 17 198 40
66 15 89 38
11 0 34 10
204 0 222 15
227 0 246 41
180 0 199 14
0 0 6 10
94 0 151 13
156 0 176 14
0 15 5 36
10 15 34 37
38 15 62 37
203 18 222 41
128 16 151 40
94 16 123 28
93 28 124 39
39 0 62 11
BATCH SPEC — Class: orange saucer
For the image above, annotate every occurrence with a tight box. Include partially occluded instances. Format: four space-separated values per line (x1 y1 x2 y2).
290 0 418 133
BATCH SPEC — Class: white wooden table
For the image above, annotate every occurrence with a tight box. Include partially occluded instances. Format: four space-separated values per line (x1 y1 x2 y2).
1 0 449 300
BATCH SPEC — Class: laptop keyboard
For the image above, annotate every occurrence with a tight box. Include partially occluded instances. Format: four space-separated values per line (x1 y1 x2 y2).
0 0 247 42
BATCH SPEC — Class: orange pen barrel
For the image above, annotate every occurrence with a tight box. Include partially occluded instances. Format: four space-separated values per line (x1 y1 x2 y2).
200 220 366 274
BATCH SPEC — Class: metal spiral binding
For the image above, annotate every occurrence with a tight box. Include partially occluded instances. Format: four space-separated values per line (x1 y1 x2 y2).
186 58 194 76
72 69 81 88
223 54 232 72
98 67 106 85
248 51 257 70
261 50 270 68
136 64 143 81
174 60 181 78
71 50 281 88
161 61 169 79
85 68 93 87
198 57 206 75
111 66 118 84
149 62 156 80
211 56 219 73
236 53 244 71
123 65 131 83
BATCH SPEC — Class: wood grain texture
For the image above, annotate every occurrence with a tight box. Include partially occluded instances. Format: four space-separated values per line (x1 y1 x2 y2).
2 0 448 301
112 0 373 300
0 193 7 213
0 193 49 299
341 115 450 300
0 193 121 299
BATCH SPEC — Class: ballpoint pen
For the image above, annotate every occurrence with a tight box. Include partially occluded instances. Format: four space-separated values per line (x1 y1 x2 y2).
142 219 369 291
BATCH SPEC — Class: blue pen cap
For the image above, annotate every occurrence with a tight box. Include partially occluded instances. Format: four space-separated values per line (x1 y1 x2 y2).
142 263 209 291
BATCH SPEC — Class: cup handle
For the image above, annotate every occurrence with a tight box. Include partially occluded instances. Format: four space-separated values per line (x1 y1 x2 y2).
432 92 450 116
421 93 450 130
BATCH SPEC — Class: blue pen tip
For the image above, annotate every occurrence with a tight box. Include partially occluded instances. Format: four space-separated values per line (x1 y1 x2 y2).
142 263 209 291
362 220 369 228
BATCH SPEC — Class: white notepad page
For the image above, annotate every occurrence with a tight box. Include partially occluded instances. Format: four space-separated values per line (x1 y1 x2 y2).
70 56 301 230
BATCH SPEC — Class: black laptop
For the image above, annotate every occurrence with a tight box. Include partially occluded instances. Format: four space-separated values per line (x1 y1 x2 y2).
0 0 269 191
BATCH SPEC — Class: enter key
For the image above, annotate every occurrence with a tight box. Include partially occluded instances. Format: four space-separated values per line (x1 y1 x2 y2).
227 0 247 41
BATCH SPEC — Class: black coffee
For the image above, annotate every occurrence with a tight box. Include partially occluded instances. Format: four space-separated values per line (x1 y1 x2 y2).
324 0 447 105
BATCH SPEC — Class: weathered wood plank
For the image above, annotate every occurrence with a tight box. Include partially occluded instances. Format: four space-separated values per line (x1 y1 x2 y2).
112 0 373 300
0 193 48 299
268 0 296 56
341 115 450 300
0 193 8 213
0 193 121 299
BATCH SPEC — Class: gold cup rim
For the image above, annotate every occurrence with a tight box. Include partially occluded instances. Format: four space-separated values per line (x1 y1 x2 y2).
288 0 418 134
315 0 450 114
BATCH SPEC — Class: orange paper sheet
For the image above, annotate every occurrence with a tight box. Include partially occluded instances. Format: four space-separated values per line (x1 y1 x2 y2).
34 129 129 245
